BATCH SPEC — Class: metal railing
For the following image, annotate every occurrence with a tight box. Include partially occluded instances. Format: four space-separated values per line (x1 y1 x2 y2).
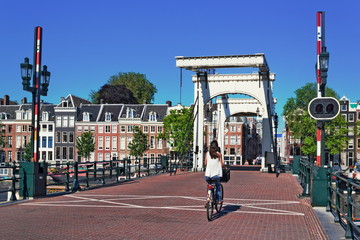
298 158 311 197
328 171 360 239
296 158 360 240
0 162 19 202
1 155 193 202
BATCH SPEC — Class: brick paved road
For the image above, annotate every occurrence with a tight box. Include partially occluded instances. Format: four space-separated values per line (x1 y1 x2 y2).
0 171 328 240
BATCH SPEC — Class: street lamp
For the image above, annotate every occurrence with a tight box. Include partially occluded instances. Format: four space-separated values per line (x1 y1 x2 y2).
273 113 280 177
20 26 51 162
318 50 329 93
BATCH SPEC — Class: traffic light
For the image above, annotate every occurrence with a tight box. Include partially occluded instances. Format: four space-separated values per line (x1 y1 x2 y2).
308 97 340 120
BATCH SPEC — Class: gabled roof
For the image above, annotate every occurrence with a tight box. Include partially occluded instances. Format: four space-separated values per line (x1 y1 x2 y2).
77 104 102 122
0 105 20 119
98 104 124 122
40 104 56 121
56 94 91 108
119 104 145 119
143 104 168 122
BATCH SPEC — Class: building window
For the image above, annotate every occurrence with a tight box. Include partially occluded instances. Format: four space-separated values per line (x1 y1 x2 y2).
16 125 21 133
62 132 68 143
22 125 27 132
349 126 354 136
105 112 112 122
7 136 12 148
230 136 236 145
84 126 89 132
143 126 148 133
149 112 157 122
48 151 53 161
341 104 347 111
56 132 61 143
69 147 74 160
90 126 96 132
42 137 47 148
342 114 347 121
98 153 103 162
49 125 53 132
150 126 155 133
112 125 117 133
83 112 90 122
69 132 74 143
48 137 53 148
150 136 155 149
349 113 355 122
349 139 354 149
105 126 111 133
42 124 47 132
105 153 111 160
56 116 61 127
157 138 162 149
127 126 133 133
112 136 117 150
357 139 360 149
230 126 236 132
69 116 75 127
7 151 12 161
77 126 82 132
62 147 67 159
158 126 162 133
127 137 132 149
62 116 68 127
105 136 110 150
127 108 135 118
42 111 49 121
358 112 360 121
55 147 61 159
16 136 21 148
98 137 103 150
99 125 103 133
120 137 126 150
120 126 125 133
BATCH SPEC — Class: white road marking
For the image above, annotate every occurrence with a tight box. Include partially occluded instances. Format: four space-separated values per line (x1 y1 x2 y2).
20 194 304 216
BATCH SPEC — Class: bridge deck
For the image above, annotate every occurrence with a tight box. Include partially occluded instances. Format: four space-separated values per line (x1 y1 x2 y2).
1 171 330 239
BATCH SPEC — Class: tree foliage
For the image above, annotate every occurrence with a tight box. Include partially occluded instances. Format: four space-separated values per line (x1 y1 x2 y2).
91 84 137 104
128 126 149 158
158 107 193 158
91 72 157 104
283 83 347 159
76 131 95 161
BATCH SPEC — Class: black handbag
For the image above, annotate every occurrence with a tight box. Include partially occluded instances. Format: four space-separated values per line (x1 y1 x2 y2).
220 167 230 183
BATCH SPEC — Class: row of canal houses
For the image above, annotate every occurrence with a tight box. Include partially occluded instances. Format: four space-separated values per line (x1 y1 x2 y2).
0 94 173 165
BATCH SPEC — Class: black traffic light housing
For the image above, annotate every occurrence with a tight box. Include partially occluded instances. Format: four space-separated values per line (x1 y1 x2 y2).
308 97 340 121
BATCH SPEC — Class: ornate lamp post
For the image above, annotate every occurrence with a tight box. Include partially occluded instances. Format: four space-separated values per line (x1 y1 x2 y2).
273 113 279 177
20 26 51 162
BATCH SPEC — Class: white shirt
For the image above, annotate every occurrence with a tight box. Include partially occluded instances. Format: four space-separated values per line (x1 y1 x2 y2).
205 152 223 178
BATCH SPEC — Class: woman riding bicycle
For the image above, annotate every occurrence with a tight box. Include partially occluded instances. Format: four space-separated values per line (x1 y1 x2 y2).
204 140 225 204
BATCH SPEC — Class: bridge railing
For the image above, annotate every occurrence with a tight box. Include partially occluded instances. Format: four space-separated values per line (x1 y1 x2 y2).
328 171 360 240
1 155 193 202
298 158 311 197
0 162 19 202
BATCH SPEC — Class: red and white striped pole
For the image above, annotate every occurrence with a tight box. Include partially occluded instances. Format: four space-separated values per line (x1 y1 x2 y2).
31 26 42 162
316 12 325 167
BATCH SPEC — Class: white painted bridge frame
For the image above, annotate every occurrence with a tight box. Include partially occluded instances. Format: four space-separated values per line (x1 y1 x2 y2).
176 54 276 171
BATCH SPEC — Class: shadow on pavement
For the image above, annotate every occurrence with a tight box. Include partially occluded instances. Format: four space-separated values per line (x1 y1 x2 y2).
211 204 241 221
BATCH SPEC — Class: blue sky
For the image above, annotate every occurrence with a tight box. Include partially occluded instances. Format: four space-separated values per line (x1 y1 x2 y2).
1 0 359 130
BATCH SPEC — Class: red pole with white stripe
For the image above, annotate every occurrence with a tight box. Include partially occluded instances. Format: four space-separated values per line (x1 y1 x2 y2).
316 12 325 167
31 26 42 162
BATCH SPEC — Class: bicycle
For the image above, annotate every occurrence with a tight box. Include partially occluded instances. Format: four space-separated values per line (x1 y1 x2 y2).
205 179 224 221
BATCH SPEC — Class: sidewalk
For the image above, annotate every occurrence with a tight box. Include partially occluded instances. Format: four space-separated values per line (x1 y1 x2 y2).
0 171 330 240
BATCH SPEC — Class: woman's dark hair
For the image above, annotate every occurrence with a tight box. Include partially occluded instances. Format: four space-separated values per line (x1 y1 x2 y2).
209 140 219 159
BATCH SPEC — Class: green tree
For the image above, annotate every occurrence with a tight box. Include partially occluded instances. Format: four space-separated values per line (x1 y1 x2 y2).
283 83 347 160
90 72 157 104
128 126 149 158
76 132 95 161
91 84 137 104
23 143 32 162
158 107 193 160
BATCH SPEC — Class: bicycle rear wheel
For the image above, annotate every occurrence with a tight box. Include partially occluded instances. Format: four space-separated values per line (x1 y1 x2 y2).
206 190 214 221
215 183 224 213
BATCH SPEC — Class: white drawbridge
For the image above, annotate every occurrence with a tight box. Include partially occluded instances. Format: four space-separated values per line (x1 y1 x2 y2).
176 54 277 171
